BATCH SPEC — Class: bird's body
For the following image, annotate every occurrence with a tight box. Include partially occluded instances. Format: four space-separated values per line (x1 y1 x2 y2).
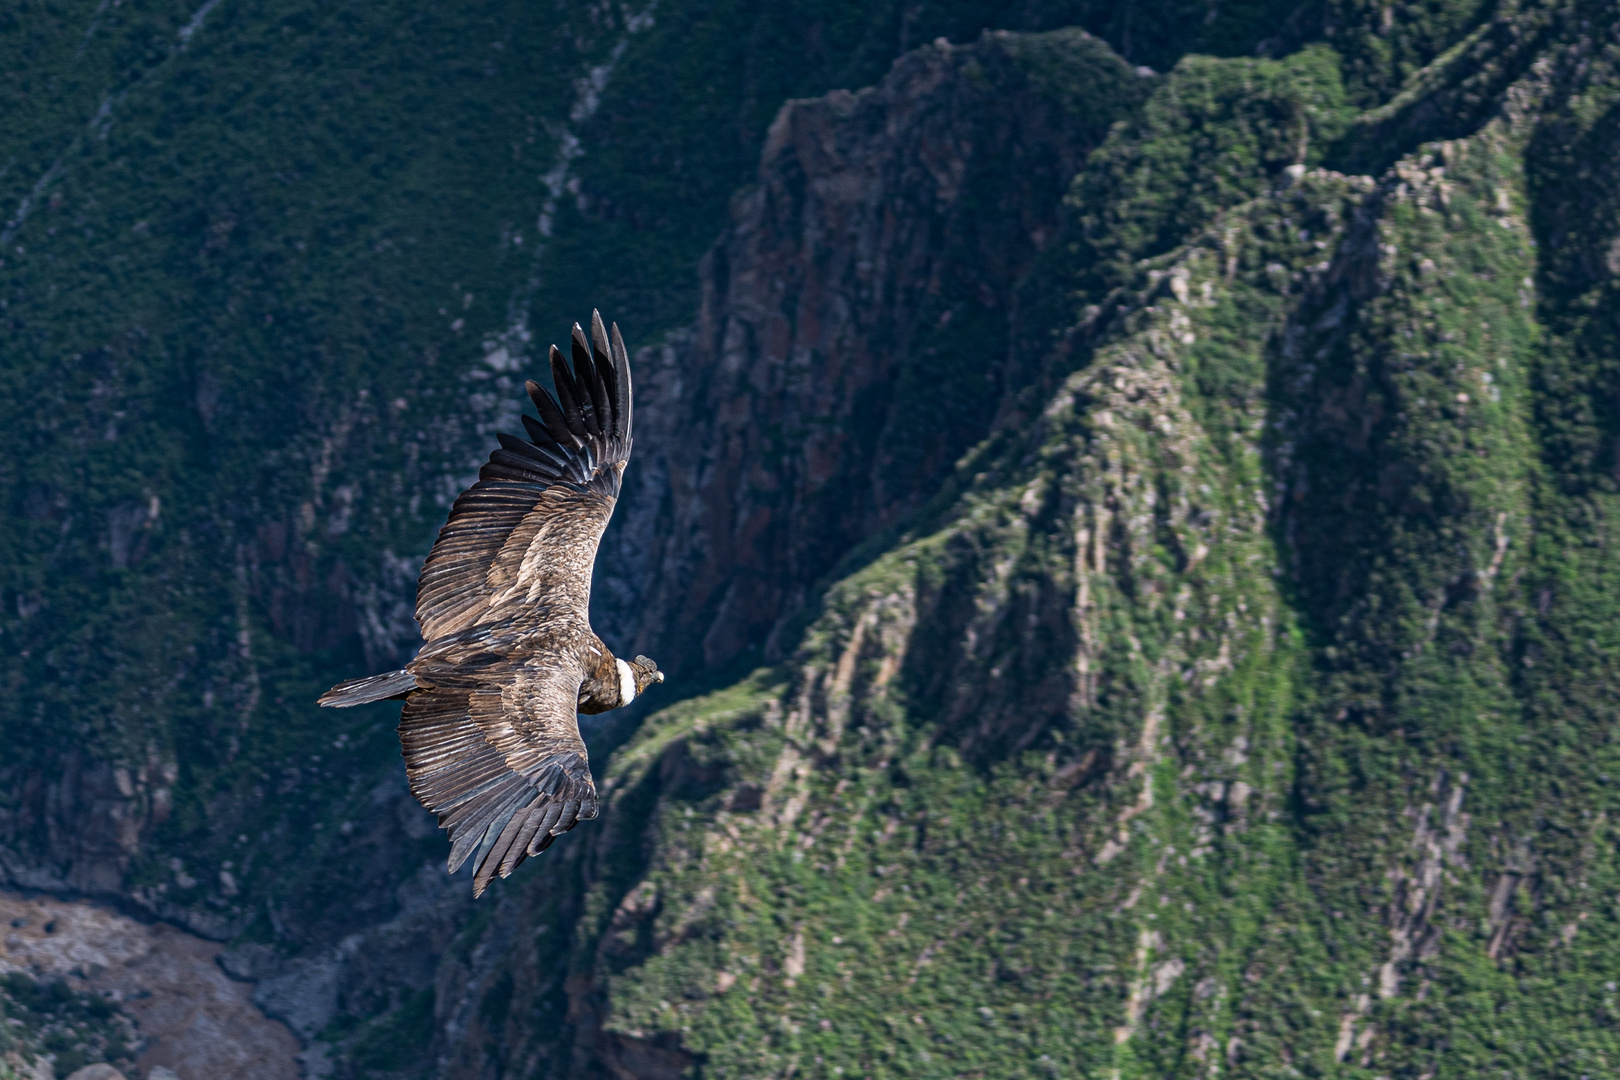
319 312 662 896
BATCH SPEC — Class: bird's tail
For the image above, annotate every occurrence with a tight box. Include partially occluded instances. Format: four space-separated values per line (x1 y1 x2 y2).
317 669 419 707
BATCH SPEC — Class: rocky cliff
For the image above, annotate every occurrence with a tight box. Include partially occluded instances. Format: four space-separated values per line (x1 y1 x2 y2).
433 9 1620 1080
6 0 1620 1078
595 29 1148 675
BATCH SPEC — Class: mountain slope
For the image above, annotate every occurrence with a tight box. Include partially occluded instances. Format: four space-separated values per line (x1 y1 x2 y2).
6 0 1620 1078
428 10 1620 1079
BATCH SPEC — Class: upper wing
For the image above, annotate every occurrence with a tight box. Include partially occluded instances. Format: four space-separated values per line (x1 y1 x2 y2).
415 311 634 642
401 626 602 895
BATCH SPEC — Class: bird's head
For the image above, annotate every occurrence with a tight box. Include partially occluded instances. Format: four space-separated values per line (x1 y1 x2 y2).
613 654 665 707
629 654 665 697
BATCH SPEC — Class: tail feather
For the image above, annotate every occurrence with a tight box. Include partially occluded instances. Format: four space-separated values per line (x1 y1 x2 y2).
318 669 418 707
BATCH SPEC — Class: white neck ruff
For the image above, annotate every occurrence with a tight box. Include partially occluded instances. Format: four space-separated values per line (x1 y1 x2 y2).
615 658 636 708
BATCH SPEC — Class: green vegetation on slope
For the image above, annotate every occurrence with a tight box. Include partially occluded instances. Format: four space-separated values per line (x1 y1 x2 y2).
447 17 1620 1079
535 165 1356 1079
0 971 136 1079
6 1 1620 1078
0 0 1330 905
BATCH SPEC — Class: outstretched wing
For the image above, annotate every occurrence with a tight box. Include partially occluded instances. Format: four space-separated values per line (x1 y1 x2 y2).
399 311 634 893
401 628 602 895
414 310 634 642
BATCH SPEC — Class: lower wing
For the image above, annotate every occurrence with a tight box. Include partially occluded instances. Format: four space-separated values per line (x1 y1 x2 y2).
400 644 597 897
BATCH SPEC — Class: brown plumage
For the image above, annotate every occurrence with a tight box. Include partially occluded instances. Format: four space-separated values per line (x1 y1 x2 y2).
318 311 663 897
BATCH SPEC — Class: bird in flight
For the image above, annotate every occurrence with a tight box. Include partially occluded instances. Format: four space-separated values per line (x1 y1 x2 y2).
318 311 663 896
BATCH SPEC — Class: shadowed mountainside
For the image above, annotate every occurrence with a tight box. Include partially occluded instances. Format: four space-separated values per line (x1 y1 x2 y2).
595 29 1150 676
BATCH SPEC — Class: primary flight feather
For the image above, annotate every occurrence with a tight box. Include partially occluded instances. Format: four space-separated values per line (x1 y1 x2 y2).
317 311 663 897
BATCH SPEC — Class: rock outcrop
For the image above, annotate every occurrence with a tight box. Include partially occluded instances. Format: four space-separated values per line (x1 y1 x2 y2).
596 30 1148 674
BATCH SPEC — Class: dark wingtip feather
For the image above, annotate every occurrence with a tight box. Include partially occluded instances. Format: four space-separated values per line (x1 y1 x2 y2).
569 323 592 387
550 344 589 438
520 413 553 449
590 310 612 386
529 372 584 452
571 322 608 437
610 321 632 443
590 310 619 434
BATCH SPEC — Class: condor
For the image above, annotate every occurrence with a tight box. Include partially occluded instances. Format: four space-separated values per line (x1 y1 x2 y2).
320 311 662 897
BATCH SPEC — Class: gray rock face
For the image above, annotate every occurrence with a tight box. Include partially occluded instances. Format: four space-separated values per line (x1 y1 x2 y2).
595 30 1146 674
0 750 180 899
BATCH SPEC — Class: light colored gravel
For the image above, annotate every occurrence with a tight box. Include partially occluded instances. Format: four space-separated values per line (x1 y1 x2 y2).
1 891 299 1080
